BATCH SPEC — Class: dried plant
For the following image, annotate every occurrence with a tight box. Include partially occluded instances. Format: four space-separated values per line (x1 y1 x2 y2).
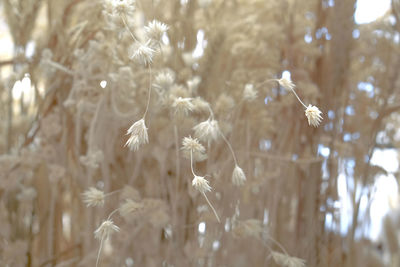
0 0 400 266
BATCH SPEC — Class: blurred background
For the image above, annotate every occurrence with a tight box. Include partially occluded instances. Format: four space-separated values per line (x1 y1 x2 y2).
0 0 400 266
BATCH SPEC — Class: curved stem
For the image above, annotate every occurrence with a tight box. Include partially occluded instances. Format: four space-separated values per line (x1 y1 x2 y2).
218 128 238 166
190 150 196 177
120 14 139 42
107 208 120 220
96 237 104 267
143 66 152 119
46 60 74 75
206 104 215 120
174 124 180 192
202 192 220 223
104 189 122 198
289 88 307 109
267 236 289 255
255 79 275 89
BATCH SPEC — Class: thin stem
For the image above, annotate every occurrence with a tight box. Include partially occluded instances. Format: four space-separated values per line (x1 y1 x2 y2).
174 124 180 193
120 14 139 42
289 88 307 109
95 237 104 267
206 104 215 120
143 66 152 119
218 128 238 166
255 78 275 89
267 236 289 255
206 104 238 166
46 60 74 75
202 192 220 223
107 208 120 220
190 150 196 177
104 189 122 197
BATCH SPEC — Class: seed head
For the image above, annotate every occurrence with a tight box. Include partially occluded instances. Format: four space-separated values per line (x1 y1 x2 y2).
193 119 219 143
181 136 207 162
145 20 169 43
82 187 105 207
192 175 212 194
130 41 155 66
182 136 205 154
172 97 194 116
125 119 148 151
104 0 135 17
119 199 144 217
232 165 246 186
94 220 120 240
243 83 258 102
305 104 323 127
270 251 306 267
277 77 295 91
154 70 175 92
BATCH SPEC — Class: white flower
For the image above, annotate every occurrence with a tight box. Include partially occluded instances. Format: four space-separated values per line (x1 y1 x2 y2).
198 0 212 8
154 70 175 93
193 119 219 143
172 97 194 116
130 41 155 66
192 175 212 194
94 220 120 240
182 136 205 154
270 251 306 267
104 0 135 17
187 76 201 92
17 187 37 202
82 187 105 207
232 165 246 186
119 199 144 217
277 77 295 91
125 119 148 150
80 149 104 169
145 20 169 43
125 134 140 151
243 83 258 102
305 104 322 127
181 136 207 162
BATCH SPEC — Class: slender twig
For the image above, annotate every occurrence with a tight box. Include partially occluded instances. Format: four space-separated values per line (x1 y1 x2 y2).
190 151 220 223
121 14 139 42
143 66 152 119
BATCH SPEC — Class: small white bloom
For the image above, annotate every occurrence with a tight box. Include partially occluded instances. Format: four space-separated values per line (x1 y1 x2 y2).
17 187 37 202
187 76 201 92
305 104 323 127
182 136 205 154
80 149 104 169
192 97 211 114
277 77 295 91
193 119 219 143
125 134 140 151
232 165 246 186
94 220 120 240
181 136 207 162
125 119 148 150
154 71 175 92
82 187 105 207
172 97 194 116
130 41 155 66
104 0 135 17
145 20 169 43
119 199 144 217
270 251 306 267
198 0 212 8
192 175 212 194
243 83 258 102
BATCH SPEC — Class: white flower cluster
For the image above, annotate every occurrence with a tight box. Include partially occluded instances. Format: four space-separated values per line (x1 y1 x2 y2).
125 119 149 151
